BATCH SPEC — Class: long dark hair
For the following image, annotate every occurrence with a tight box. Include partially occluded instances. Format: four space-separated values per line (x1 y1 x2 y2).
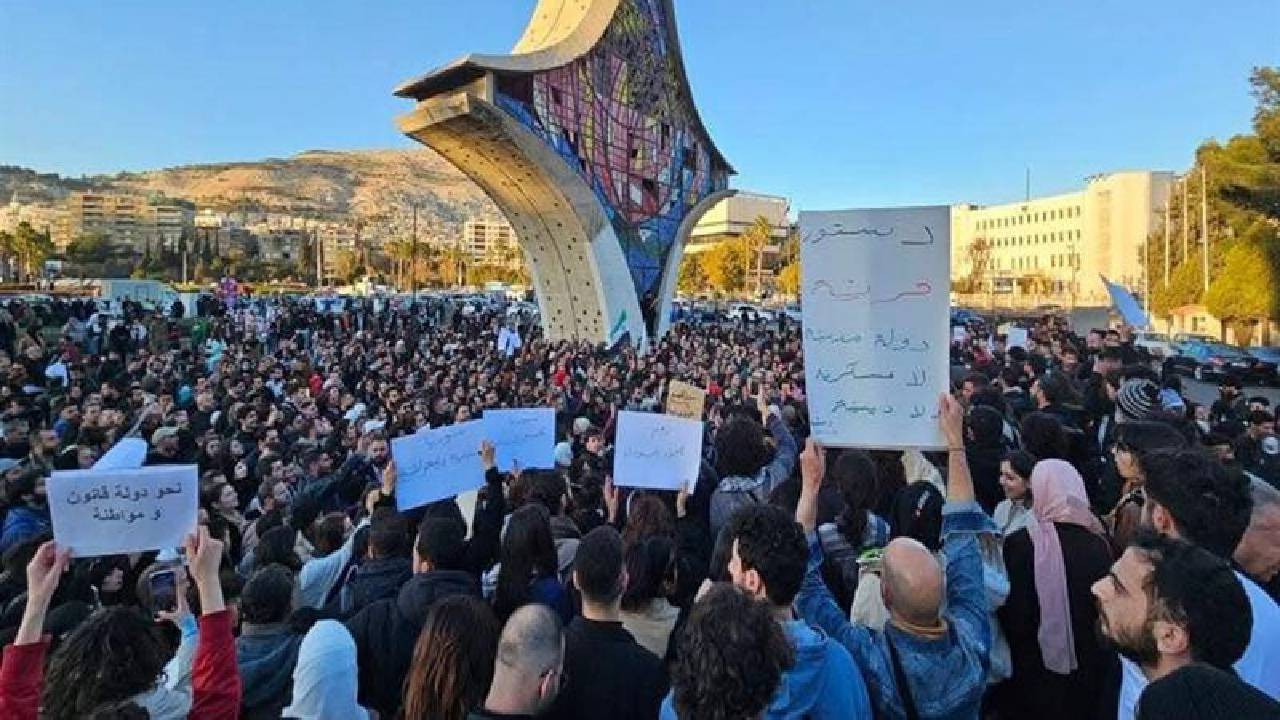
42 606 168 719
621 535 677 612
494 504 558 621
620 493 675 550
401 595 500 720
831 450 879 547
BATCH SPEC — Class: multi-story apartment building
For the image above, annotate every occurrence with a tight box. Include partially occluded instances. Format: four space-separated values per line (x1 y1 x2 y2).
58 192 192 254
462 217 517 263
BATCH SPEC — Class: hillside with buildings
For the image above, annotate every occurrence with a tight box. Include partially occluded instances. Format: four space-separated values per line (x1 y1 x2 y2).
0 149 510 284
106 148 496 227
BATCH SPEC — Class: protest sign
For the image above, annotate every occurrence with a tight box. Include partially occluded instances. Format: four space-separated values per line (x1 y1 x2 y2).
483 408 555 470
800 206 950 449
49 465 198 557
665 380 707 420
613 411 703 491
92 437 148 470
1000 324 1029 350
392 420 487 511
952 326 967 344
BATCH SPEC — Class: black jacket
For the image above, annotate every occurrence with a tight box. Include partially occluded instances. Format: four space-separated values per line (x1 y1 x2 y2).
545 618 667 720
340 555 411 616
998 523 1115 720
346 569 480 718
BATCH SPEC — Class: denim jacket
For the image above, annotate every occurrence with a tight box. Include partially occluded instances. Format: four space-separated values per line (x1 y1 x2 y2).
794 501 993 720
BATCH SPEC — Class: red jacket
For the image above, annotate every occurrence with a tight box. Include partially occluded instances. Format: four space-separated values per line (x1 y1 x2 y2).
0 609 240 720
0 639 45 720
190 609 240 720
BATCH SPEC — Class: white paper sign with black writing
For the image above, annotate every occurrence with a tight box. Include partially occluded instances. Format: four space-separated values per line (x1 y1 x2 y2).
800 206 950 448
49 465 199 557
613 411 703 492
392 420 487 511
483 408 556 470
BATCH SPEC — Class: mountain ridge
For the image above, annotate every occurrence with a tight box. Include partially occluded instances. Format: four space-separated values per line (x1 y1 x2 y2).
0 147 499 238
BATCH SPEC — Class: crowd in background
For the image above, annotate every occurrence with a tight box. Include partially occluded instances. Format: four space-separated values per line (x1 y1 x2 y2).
0 293 1274 719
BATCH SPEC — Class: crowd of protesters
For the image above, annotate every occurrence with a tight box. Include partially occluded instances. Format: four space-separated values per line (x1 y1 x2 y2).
0 292 1274 719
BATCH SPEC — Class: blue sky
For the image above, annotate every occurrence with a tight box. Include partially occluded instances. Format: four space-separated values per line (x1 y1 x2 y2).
0 1 1276 209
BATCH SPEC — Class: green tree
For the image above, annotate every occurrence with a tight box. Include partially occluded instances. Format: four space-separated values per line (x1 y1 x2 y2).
67 233 115 264
10 222 52 282
775 261 800 296
677 252 708 295
332 250 362 284
1204 239 1279 344
740 216 774 296
704 240 746 295
1149 260 1204 319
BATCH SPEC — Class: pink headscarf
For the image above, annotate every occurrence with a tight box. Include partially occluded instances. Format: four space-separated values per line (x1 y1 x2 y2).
1026 459 1105 675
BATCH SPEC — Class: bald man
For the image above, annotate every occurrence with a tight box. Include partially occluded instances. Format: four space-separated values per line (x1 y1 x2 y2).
794 394 996 720
468 604 565 720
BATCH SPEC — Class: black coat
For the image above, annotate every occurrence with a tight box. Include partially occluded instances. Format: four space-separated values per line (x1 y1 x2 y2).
340 555 412 616
346 569 480 718
545 618 667 720
998 523 1115 720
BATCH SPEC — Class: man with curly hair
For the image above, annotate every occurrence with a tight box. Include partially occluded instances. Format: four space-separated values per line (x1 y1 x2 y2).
668 583 794 720
662 503 871 718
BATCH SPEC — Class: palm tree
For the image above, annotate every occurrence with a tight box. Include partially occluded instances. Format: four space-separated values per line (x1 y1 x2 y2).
741 215 775 298
10 222 52 283
385 239 415 290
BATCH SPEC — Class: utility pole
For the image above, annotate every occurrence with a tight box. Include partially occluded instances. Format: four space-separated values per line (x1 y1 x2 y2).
1200 166 1209 293
315 230 324 287
1181 176 1189 263
1163 193 1170 287
411 202 418 294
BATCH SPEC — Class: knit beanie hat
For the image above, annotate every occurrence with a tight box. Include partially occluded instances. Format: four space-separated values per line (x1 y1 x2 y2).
1116 379 1158 422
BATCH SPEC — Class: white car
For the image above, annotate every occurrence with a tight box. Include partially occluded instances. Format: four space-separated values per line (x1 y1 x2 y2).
728 303 773 323
1133 331 1172 358
506 302 539 318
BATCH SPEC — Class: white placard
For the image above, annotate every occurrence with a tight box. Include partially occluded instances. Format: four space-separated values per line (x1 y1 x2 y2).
1001 325 1029 350
952 326 967 344
613 411 703 491
49 465 199 557
93 437 148 470
483 408 555 470
800 207 950 449
392 420 487 511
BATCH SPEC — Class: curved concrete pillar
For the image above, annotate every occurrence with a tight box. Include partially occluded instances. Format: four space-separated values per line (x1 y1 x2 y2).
395 0 733 344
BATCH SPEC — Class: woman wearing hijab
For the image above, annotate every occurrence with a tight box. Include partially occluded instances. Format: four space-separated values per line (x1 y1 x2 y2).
282 620 370 720
996 459 1114 720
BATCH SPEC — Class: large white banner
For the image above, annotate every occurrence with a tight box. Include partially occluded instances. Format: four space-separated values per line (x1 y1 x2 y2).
800 207 950 448
49 465 199 557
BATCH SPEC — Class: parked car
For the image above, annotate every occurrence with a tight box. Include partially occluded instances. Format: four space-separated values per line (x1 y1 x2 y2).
1166 341 1277 384
727 303 774 323
1246 346 1280 385
1133 331 1173 358
950 308 983 326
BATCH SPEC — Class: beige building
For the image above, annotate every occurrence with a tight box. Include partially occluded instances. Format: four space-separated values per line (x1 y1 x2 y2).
0 201 63 238
951 170 1174 308
462 217 517 263
58 192 192 254
686 191 789 254
685 192 790 287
